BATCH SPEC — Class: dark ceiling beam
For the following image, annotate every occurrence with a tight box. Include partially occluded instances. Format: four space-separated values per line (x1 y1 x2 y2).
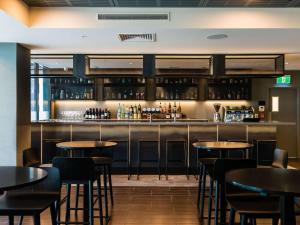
64 0 73 6
108 0 119 6
287 0 300 7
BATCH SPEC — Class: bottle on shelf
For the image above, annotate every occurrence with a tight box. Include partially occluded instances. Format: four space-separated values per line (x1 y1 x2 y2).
138 104 142 119
117 104 121 120
133 105 137 119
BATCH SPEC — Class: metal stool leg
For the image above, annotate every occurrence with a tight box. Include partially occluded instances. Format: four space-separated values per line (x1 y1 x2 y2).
97 177 104 225
107 165 114 206
103 166 109 223
75 184 80 216
65 184 71 223
200 166 207 218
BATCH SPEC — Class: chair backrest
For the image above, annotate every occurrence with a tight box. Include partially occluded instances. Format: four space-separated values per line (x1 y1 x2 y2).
52 157 96 183
22 148 40 167
272 148 288 169
7 167 61 198
213 158 257 182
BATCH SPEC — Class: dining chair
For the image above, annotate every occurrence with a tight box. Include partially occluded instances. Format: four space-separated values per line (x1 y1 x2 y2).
0 167 60 225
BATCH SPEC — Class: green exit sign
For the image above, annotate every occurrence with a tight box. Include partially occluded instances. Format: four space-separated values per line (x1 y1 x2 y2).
276 75 291 85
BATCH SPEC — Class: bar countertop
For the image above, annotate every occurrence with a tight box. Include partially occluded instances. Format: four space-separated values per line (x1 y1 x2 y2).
31 119 296 126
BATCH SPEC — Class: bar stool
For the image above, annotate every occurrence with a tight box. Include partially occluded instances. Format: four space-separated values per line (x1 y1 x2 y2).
137 138 160 180
165 138 188 180
53 157 103 225
254 139 277 166
74 156 114 225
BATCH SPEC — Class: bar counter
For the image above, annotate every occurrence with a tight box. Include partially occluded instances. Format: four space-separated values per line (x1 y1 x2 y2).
31 119 295 173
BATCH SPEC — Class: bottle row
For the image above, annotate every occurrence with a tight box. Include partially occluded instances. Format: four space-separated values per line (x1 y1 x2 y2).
51 87 95 100
207 87 250 100
104 88 145 100
104 77 146 85
155 77 198 85
50 77 95 85
156 88 198 100
116 102 183 120
84 108 111 120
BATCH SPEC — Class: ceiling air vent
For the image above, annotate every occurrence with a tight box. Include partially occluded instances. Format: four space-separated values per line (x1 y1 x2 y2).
98 13 170 21
118 33 157 42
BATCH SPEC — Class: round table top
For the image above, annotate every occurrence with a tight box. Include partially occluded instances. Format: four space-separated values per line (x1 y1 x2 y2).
226 168 300 196
192 141 253 150
56 141 117 149
0 167 48 192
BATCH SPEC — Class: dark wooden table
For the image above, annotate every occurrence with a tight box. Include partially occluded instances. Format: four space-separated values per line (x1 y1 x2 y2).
56 140 117 224
192 141 253 225
192 141 253 158
226 168 300 225
0 167 48 194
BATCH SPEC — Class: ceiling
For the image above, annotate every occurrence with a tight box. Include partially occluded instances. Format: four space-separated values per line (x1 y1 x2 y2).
22 0 300 8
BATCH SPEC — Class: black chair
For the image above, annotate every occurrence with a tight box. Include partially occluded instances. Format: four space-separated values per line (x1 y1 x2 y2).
53 157 103 225
207 159 257 225
23 148 40 167
0 167 60 225
196 147 220 219
226 149 289 225
272 148 288 169
74 156 113 224
165 138 188 180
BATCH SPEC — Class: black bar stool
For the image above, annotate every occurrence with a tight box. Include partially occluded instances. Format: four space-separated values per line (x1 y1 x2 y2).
53 157 103 225
207 159 257 225
165 138 188 180
137 138 160 180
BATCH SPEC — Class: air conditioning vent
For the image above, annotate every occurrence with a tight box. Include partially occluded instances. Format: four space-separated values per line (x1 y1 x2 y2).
98 13 170 20
118 33 157 42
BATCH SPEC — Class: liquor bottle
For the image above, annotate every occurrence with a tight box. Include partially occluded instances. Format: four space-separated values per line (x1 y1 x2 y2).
138 104 142 119
117 104 121 120
124 90 127 99
133 105 138 119
125 107 129 119
104 108 108 119
121 105 125 119
95 108 99 119
90 88 94 100
129 89 134 99
60 89 65 100
129 105 133 119
100 109 104 119
177 102 182 113
159 102 162 114
136 91 140 100
84 108 89 119
175 89 179 100
171 102 177 118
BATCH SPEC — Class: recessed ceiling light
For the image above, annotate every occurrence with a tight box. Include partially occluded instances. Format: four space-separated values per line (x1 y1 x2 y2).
81 35 88 39
285 62 289 65
207 34 228 40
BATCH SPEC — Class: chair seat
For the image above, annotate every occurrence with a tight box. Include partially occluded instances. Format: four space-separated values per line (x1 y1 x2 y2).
92 156 113 165
199 157 218 166
227 195 280 215
0 194 56 214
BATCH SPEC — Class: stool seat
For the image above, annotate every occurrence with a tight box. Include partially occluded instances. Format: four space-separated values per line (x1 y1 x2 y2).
92 156 113 165
227 195 280 215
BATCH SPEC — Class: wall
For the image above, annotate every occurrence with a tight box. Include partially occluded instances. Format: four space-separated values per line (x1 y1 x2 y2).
0 43 30 166
0 44 17 166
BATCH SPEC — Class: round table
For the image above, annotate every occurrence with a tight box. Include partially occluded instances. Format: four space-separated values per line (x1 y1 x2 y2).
56 140 117 224
56 141 117 150
226 168 300 225
0 167 48 194
192 141 253 158
192 141 253 225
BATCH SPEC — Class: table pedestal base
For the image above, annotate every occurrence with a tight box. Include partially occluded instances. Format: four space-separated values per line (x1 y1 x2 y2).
280 195 296 225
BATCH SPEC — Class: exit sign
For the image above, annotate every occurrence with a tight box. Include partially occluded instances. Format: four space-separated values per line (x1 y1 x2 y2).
276 75 291 85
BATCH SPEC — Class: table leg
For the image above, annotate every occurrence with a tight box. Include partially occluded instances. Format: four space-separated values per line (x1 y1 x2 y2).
219 180 227 225
83 184 90 224
280 195 296 225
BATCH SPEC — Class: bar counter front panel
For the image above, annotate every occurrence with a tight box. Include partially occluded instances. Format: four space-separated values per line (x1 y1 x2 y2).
31 121 291 174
